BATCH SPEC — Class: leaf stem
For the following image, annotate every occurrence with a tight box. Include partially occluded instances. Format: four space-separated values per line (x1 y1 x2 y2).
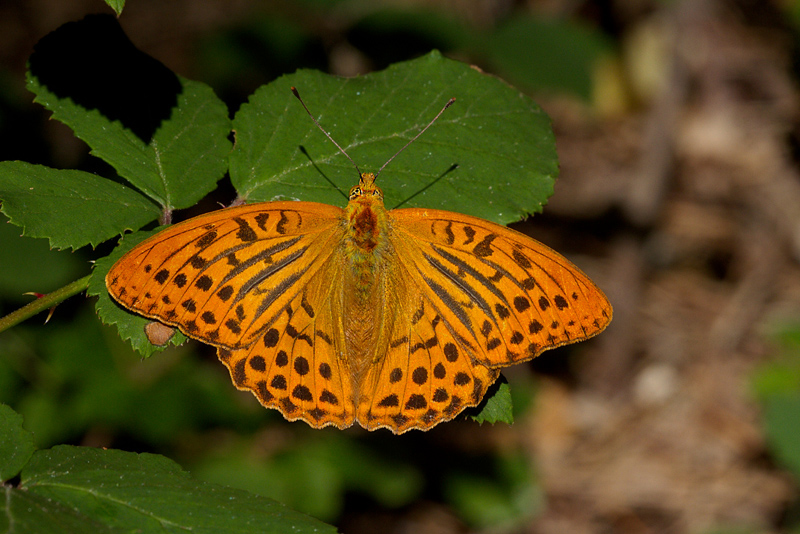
0 274 92 334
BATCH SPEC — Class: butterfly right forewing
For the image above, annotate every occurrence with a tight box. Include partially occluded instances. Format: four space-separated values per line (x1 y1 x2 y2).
106 202 345 350
389 208 612 369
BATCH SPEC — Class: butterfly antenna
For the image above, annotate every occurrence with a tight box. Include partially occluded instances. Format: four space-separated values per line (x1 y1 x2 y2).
375 97 455 179
292 87 362 176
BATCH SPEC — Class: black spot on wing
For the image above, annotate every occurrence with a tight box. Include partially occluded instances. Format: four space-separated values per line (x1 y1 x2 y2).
512 249 531 269
217 285 234 301
443 221 455 245
255 213 269 231
196 231 217 248
472 234 497 257
462 226 475 245
233 217 258 242
276 211 290 234
155 269 170 284
195 275 213 291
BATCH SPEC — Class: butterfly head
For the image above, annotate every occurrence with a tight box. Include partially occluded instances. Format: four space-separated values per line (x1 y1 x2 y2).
349 172 384 202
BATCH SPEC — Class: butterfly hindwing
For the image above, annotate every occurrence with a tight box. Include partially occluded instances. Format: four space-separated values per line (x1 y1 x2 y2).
357 283 500 432
217 258 356 429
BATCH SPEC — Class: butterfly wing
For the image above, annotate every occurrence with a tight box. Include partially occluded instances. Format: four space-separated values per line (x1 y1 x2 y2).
391 208 612 365
106 202 344 349
106 201 357 428
216 255 357 429
355 270 501 432
356 208 612 433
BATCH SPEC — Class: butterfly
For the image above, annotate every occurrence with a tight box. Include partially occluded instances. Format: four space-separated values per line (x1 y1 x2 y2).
106 89 612 433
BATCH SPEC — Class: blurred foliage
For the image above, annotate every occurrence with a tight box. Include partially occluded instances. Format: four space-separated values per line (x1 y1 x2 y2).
444 452 543 530
194 2 613 105
752 319 800 533
753 320 800 476
0 215 86 307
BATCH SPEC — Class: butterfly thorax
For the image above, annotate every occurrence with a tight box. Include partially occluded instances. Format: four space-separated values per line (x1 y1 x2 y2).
343 173 391 290
339 173 395 383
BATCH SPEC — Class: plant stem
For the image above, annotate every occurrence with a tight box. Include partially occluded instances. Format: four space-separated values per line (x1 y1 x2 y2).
0 274 91 334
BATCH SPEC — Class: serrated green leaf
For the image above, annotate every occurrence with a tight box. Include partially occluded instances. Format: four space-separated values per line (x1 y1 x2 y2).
470 376 513 425
88 229 186 356
0 162 160 250
0 403 35 481
26 74 230 212
27 16 230 214
104 0 125 16
231 50 557 225
145 79 232 209
9 445 336 534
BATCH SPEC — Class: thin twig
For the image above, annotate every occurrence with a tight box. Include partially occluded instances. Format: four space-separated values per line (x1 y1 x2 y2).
0 274 91 333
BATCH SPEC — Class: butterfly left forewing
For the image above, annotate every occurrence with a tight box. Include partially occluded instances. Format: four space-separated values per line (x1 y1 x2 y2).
389 208 612 368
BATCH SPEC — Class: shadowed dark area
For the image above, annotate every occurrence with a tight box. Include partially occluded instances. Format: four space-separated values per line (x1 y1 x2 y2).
28 14 181 142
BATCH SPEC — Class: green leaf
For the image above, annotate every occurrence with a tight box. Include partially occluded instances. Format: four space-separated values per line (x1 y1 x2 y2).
0 403 35 481
231 50 557 225
470 376 513 425
0 162 160 250
88 229 187 356
27 15 231 217
6 444 336 534
104 0 125 16
752 321 800 481
27 73 231 213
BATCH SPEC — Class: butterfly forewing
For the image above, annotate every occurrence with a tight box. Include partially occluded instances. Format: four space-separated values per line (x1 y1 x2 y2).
106 202 345 350
388 209 612 368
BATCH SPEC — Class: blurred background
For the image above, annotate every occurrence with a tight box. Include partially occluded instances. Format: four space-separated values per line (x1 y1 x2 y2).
2 0 800 532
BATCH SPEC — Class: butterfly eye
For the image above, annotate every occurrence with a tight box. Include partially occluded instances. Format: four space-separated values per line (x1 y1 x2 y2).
372 190 381 197
349 187 362 199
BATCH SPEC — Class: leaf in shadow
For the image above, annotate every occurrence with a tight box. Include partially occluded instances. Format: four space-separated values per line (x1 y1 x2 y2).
28 14 181 143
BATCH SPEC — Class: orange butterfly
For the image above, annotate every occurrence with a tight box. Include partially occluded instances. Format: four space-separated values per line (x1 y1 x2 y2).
106 90 612 433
